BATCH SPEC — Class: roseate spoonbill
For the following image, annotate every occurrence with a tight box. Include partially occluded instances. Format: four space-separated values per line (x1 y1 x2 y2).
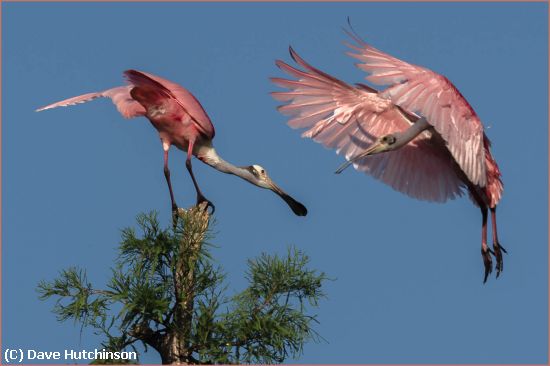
37 70 307 221
272 35 505 282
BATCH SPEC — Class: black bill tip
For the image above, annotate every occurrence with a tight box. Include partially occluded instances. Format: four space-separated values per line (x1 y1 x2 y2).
281 193 308 216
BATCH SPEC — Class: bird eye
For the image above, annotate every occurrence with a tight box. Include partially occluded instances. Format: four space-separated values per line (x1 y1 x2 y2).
261 169 265 174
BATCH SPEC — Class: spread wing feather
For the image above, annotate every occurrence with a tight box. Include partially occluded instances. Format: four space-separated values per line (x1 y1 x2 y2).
272 48 464 202
346 36 486 187
37 70 215 140
36 86 146 119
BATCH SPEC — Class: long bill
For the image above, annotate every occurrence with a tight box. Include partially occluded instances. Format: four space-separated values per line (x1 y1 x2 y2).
268 181 308 216
335 141 386 174
197 145 308 216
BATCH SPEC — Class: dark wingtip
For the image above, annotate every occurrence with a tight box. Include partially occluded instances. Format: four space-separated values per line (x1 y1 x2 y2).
343 16 366 46
123 69 137 77
122 69 139 84
346 16 356 33
288 45 297 62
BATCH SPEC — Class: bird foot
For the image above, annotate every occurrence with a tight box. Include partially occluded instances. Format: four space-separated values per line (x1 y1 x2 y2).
492 242 507 278
196 196 215 215
481 245 493 284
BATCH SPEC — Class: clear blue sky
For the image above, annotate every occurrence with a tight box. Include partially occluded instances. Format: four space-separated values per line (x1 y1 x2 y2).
3 2 548 364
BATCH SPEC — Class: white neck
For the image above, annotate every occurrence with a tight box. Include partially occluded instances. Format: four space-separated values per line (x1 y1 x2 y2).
394 117 431 149
196 144 257 184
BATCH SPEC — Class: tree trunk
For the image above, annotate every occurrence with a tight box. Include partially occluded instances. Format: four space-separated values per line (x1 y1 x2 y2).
132 204 210 365
159 333 189 365
165 204 210 364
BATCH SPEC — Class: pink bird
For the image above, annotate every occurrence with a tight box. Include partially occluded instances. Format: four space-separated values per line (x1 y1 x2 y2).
37 69 307 221
272 34 505 282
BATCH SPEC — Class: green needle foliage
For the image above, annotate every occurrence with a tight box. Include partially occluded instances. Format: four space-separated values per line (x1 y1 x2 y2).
38 205 327 364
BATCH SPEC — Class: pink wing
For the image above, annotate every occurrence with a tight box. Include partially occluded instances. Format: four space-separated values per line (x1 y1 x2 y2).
123 70 215 139
346 36 486 187
272 48 464 203
36 86 146 119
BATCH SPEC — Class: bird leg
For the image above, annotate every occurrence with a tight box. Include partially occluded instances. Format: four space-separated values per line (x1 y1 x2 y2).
480 206 493 283
186 142 215 214
468 186 495 283
163 147 179 228
490 207 507 278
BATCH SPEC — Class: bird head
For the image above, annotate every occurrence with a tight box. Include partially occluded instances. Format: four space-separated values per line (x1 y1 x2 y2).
335 133 399 174
245 165 307 216
367 134 399 154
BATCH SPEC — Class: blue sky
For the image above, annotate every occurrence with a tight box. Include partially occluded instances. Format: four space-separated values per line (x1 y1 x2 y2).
2 2 548 364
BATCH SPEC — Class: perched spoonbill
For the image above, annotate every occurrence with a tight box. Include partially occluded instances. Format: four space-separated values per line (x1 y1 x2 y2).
37 70 307 221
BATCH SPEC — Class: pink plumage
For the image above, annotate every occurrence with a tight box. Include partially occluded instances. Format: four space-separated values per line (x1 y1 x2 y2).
123 70 215 139
272 35 505 283
37 69 308 218
272 49 463 203
345 35 503 208
36 86 146 119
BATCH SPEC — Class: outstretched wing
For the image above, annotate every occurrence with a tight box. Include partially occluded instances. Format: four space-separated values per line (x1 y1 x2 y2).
346 35 486 187
36 86 146 119
124 70 215 139
272 48 464 203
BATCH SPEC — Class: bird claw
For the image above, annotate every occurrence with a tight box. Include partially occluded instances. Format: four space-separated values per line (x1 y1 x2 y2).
197 196 215 215
481 246 493 284
492 242 506 278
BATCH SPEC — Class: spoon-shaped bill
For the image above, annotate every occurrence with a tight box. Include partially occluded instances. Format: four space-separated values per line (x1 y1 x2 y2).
269 182 307 216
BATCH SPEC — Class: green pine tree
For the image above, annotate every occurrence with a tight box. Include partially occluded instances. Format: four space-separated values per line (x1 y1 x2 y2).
38 204 327 364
